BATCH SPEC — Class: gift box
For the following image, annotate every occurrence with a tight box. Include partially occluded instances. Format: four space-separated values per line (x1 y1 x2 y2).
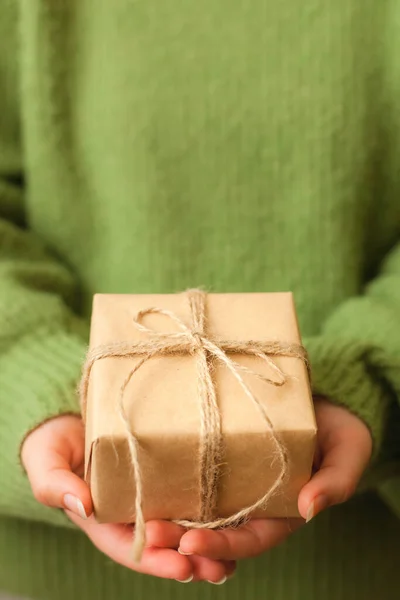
82 291 316 537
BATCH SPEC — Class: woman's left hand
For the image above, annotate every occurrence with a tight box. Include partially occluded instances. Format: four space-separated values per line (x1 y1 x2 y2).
177 398 373 561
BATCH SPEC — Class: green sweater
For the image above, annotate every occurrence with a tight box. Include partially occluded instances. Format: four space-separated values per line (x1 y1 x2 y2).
1 1 400 599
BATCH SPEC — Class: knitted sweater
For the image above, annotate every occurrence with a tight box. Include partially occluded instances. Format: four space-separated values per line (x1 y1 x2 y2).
1 1 400 599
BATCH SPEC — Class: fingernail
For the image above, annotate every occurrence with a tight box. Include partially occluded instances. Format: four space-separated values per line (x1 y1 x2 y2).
178 548 193 556
208 576 227 585
176 575 194 583
306 499 315 523
63 494 88 519
306 495 328 523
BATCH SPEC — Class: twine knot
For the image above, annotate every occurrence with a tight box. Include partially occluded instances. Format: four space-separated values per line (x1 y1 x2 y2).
80 289 309 563
191 330 205 348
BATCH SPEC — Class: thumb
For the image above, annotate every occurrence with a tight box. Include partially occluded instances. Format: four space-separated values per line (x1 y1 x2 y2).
22 415 93 520
298 424 372 521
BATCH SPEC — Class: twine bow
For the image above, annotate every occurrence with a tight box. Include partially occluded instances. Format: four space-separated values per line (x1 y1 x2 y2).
80 290 309 562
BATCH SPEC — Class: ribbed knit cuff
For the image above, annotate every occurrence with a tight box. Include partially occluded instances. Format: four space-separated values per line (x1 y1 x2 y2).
305 336 389 462
0 329 86 524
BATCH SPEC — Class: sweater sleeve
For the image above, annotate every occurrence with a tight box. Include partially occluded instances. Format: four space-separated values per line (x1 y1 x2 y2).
305 240 400 464
0 5 87 527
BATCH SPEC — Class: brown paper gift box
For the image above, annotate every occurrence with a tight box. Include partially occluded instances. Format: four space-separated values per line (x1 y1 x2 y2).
84 292 317 524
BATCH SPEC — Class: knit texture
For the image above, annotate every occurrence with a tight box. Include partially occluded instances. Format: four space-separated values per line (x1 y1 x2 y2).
1 0 400 598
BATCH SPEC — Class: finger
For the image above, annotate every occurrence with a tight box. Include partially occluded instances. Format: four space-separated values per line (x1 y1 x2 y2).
179 519 301 560
22 416 93 518
119 519 234 581
67 512 193 581
188 555 236 583
298 426 372 520
223 559 237 579
145 520 186 549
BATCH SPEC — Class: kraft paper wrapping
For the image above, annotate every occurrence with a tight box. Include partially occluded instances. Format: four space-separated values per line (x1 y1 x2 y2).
84 292 317 523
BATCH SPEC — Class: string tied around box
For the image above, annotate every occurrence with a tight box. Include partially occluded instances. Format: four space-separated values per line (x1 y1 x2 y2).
80 289 310 562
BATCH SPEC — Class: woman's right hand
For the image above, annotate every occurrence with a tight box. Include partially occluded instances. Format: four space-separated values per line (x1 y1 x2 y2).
21 415 234 584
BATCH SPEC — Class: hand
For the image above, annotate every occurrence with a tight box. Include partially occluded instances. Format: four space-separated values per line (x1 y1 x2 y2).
21 415 235 583
177 398 373 561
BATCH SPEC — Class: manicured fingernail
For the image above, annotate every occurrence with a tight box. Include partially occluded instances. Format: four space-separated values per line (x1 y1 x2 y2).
176 575 194 583
208 576 227 585
306 499 315 523
306 495 328 523
178 548 193 556
63 494 87 519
